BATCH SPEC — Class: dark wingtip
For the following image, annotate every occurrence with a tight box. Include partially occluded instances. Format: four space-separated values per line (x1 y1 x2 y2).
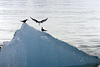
46 18 48 20
30 17 33 19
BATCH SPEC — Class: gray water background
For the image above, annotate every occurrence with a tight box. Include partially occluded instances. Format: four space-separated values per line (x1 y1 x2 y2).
0 0 100 64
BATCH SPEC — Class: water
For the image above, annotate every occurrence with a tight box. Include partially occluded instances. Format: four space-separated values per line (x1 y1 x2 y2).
0 0 100 66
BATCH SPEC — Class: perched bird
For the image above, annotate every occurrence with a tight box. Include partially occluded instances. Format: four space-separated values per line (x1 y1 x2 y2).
21 19 28 23
30 17 48 25
41 27 47 31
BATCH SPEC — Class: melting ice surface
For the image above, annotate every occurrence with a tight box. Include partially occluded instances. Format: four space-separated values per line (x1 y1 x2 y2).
0 23 100 67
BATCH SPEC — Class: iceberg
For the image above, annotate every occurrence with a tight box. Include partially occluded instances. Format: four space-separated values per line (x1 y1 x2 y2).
0 23 100 67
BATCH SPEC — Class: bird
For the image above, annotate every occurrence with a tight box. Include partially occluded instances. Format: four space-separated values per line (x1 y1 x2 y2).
21 19 28 23
41 27 47 31
30 17 48 25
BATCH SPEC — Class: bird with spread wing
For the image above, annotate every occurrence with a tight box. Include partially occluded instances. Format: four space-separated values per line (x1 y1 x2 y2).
30 17 48 25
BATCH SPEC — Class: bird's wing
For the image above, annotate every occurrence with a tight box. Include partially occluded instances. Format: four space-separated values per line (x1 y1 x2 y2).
40 18 48 23
30 17 38 23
